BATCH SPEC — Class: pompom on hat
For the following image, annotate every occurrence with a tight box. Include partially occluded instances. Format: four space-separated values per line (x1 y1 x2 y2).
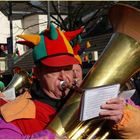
16 23 84 67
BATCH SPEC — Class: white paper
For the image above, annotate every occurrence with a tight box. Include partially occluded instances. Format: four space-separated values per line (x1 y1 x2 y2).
119 89 135 99
80 84 120 121
2 87 16 101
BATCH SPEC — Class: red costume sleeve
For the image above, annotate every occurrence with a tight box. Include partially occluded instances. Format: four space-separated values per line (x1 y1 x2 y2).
12 100 56 135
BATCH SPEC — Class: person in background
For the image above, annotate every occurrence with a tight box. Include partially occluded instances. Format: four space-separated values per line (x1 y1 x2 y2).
0 23 84 139
12 66 21 74
72 64 83 87
72 43 83 87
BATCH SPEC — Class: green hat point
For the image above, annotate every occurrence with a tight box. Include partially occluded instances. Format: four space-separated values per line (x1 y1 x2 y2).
49 23 58 40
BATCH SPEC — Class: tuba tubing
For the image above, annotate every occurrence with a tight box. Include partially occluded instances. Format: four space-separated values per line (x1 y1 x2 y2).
4 69 33 95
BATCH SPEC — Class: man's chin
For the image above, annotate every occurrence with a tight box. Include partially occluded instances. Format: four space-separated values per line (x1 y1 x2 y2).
46 93 61 100
49 90 70 99
54 93 64 99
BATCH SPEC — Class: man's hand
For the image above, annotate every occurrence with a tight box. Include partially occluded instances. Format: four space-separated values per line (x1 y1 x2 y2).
99 98 126 123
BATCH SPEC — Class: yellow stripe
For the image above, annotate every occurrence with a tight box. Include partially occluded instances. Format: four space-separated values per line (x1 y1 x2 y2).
75 55 82 64
58 29 74 55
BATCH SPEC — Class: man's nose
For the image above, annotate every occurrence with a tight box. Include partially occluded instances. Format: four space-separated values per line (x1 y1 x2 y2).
59 70 66 79
73 70 77 78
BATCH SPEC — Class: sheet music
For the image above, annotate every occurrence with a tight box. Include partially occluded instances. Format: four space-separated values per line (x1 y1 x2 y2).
119 89 135 99
2 87 16 101
80 84 120 121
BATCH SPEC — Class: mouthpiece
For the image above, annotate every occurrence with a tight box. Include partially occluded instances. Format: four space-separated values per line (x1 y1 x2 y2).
60 81 67 90
60 80 84 93
60 81 72 90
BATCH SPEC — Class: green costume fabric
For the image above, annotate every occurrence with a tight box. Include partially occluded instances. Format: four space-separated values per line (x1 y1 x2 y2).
0 81 5 91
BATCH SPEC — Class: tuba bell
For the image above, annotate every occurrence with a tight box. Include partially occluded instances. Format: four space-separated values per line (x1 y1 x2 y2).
4 68 33 95
47 3 140 139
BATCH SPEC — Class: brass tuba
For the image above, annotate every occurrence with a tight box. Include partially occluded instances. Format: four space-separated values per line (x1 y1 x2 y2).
47 3 140 139
4 68 33 95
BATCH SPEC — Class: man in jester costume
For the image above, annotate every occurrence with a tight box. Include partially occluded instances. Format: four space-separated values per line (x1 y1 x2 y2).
0 23 84 138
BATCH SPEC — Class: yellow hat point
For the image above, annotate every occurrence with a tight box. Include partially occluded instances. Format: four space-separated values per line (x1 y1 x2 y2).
17 35 40 46
74 55 82 65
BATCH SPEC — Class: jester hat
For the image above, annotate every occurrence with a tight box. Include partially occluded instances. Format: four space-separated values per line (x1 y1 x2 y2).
17 23 84 67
